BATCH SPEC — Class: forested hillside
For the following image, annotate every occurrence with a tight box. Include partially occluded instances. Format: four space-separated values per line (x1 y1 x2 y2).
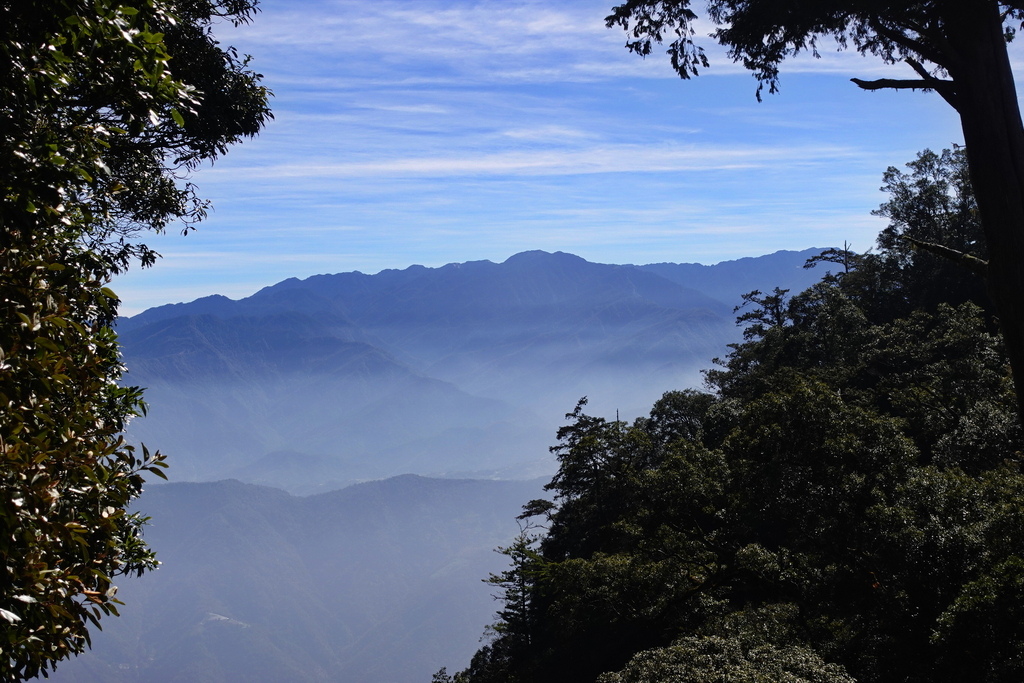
441 150 1024 683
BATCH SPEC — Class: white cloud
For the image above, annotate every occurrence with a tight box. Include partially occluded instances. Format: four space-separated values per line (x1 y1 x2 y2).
112 0 979 314
205 142 856 179
236 0 627 80
235 0 960 86
500 125 594 140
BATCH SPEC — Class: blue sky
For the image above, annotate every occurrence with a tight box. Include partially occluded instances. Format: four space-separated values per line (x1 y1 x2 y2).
113 0 983 314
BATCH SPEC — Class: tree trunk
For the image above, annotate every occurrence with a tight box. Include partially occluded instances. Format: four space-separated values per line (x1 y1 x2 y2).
945 1 1024 426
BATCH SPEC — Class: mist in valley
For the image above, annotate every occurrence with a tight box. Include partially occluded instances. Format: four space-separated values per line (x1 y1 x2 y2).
49 249 826 681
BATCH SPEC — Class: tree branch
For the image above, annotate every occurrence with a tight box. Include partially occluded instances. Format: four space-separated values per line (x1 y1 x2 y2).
851 77 940 90
901 236 989 278
904 56 933 79
905 56 960 109
868 18 948 68
850 73 958 109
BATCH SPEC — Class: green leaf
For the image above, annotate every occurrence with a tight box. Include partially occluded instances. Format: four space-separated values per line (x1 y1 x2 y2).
34 338 61 353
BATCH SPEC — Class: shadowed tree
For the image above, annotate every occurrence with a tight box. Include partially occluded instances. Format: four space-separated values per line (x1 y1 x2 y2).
442 149 1024 683
606 0 1024 423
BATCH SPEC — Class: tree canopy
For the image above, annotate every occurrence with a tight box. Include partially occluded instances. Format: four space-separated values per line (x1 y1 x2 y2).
441 149 1024 682
0 0 270 677
607 0 1024 424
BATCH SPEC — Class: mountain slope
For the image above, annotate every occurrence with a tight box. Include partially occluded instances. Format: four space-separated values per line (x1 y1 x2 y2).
48 476 546 683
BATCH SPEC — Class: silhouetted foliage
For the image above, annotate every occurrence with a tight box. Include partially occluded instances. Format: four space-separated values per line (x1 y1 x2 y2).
606 0 1024 423
445 150 1024 682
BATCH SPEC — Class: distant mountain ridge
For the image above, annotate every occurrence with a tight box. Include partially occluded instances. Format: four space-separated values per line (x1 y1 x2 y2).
118 248 826 493
121 249 816 332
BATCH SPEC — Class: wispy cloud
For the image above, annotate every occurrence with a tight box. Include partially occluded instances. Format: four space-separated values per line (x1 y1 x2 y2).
235 0 636 83
501 125 595 141
207 142 855 179
234 0 945 87
113 0 975 314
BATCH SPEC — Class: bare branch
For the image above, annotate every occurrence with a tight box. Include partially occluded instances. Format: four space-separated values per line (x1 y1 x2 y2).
904 56 933 79
851 77 939 90
905 57 960 109
901 236 989 278
850 72 958 110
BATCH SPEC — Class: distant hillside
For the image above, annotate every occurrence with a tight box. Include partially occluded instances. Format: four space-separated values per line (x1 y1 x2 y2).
117 249 826 493
47 476 546 683
635 249 824 304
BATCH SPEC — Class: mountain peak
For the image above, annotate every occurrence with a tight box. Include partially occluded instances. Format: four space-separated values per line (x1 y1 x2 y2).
502 250 587 267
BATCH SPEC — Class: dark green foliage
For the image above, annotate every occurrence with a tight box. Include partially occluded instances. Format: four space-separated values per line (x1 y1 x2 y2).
597 632 855 683
604 1 1024 100
448 149 1024 682
606 0 1024 425
1 0 269 677
870 149 988 316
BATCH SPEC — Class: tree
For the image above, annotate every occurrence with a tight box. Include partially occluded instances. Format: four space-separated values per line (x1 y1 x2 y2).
606 0 1024 423
444 150 1024 682
0 0 270 677
858 147 989 320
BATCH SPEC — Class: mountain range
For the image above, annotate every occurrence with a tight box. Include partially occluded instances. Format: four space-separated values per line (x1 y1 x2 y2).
117 248 826 494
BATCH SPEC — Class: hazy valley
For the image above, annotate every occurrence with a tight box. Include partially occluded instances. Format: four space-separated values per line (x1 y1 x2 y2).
116 249 824 493
51 249 826 682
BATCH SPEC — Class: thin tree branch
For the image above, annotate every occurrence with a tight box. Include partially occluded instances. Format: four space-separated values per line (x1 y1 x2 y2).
851 77 942 90
901 236 989 278
850 71 958 110
905 56 960 109
868 19 949 68
904 56 934 79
